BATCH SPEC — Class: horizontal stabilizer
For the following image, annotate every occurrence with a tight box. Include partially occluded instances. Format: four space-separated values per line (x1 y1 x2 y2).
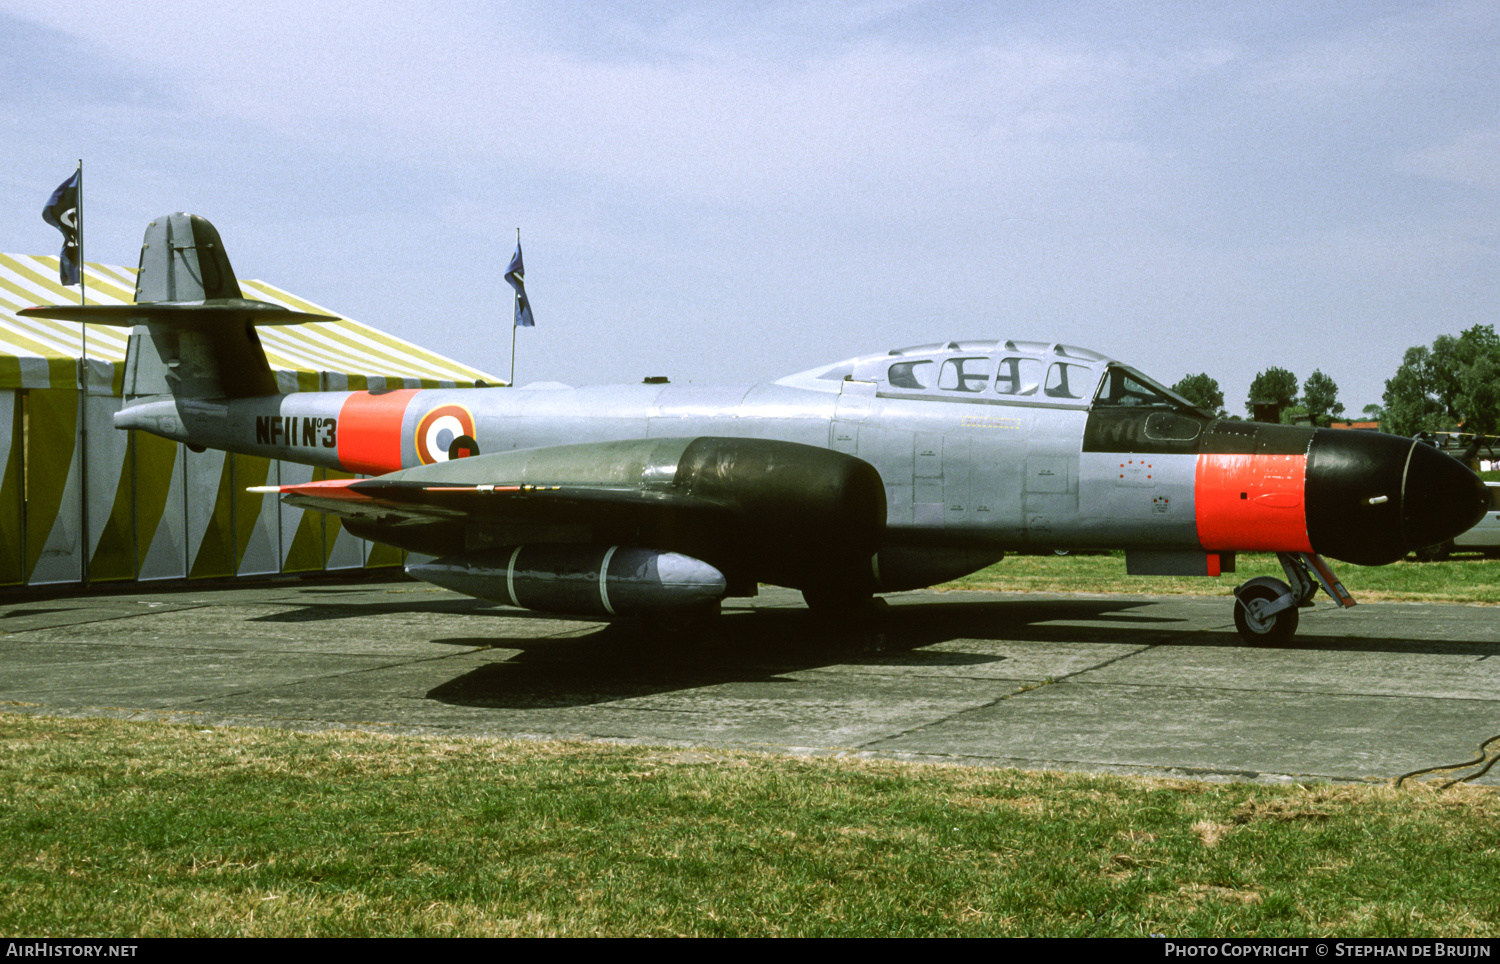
19 300 339 327
20 212 334 327
19 213 338 398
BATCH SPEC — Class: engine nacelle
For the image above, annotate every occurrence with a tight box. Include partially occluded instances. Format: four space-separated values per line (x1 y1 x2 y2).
671 437 887 593
407 545 727 617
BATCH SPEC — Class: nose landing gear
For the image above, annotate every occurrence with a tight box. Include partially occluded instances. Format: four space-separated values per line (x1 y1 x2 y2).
1232 552 1355 645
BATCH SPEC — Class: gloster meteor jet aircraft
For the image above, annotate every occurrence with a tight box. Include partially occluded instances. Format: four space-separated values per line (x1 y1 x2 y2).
25 214 1488 643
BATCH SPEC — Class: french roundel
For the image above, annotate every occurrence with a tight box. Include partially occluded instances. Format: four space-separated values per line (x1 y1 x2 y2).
415 405 476 464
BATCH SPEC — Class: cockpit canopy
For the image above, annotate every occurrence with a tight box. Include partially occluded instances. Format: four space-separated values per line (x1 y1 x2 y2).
780 339 1204 414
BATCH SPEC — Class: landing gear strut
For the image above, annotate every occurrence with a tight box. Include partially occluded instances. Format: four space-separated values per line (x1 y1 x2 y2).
802 586 890 623
1232 552 1355 646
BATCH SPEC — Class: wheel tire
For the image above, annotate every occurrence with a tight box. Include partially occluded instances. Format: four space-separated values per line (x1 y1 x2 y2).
802 587 884 619
1234 583 1299 646
640 600 722 635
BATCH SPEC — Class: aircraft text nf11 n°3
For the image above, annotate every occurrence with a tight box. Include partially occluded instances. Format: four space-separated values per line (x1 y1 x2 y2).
24 214 1488 643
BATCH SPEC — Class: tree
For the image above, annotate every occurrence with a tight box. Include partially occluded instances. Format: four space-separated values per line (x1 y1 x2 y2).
1245 367 1298 418
1447 327 1500 438
1381 345 1445 435
1301 369 1345 427
1382 325 1500 438
1171 373 1225 415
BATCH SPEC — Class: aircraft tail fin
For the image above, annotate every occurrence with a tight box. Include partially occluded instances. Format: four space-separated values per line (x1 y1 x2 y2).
134 211 245 303
20 213 338 399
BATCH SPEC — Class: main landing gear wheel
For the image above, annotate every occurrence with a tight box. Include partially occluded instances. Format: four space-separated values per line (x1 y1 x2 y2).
1233 582 1299 646
802 587 888 621
640 600 722 635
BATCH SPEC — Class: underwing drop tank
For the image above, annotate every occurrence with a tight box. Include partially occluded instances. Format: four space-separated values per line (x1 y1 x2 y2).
406 545 728 617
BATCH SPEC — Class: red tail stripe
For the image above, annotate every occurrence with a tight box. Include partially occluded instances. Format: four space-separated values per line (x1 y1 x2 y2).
336 390 419 475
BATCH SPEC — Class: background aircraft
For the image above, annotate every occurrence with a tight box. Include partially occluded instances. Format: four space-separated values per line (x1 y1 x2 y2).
24 214 1488 643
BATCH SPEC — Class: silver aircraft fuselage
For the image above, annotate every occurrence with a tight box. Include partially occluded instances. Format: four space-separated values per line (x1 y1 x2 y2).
25 212 1487 642
118 336 1483 578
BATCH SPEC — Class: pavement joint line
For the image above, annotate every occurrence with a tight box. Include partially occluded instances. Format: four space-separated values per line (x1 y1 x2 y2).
21 647 502 713
1004 676 1500 704
0 601 218 636
175 648 504 705
1037 639 1163 684
851 665 1119 753
1074 674 1500 704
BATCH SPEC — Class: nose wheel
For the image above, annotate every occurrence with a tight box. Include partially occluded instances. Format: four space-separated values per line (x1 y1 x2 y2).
1233 582 1300 645
1232 552 1355 645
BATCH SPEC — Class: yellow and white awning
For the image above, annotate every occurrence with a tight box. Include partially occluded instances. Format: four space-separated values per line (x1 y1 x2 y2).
0 254 501 390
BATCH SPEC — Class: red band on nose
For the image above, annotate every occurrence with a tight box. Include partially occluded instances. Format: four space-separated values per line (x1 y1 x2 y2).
1195 453 1312 552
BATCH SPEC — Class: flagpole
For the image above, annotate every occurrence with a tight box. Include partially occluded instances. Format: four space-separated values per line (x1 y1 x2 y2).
42 161 91 584
509 227 519 387
74 159 86 389
74 159 90 587
75 158 85 308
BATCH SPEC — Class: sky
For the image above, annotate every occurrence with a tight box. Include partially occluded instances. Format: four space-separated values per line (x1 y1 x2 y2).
2 0 1496 413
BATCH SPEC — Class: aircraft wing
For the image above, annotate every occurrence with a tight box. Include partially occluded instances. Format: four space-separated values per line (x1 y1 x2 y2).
252 476 734 530
250 436 887 598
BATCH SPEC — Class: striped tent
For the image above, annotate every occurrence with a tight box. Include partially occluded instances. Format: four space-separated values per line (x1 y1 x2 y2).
0 254 502 588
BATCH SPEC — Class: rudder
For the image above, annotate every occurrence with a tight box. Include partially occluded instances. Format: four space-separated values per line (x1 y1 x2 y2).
134 213 243 303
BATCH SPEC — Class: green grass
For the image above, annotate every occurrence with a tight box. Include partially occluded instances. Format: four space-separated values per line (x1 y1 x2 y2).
2 714 1499 937
945 552 1500 604
5 478 1497 936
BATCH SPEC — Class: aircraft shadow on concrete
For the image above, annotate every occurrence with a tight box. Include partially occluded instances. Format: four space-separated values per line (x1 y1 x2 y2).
422 591 1500 710
220 590 1495 710
423 596 1188 710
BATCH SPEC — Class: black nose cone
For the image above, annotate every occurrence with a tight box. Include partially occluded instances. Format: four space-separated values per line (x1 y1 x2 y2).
1401 440 1489 551
1306 430 1487 565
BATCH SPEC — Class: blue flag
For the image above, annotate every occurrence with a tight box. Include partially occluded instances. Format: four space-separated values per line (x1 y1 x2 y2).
505 242 534 328
43 170 81 286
